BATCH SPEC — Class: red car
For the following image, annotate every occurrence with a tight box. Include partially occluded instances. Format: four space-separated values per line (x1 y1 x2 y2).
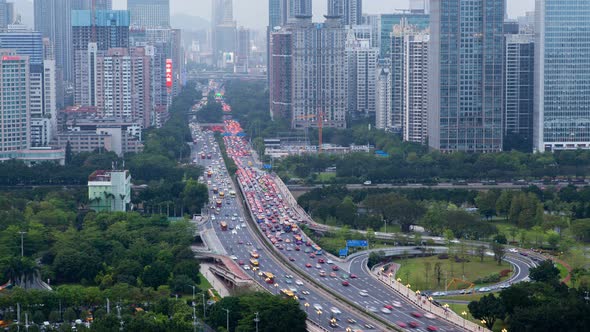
310 253 316 258
396 322 407 328
318 258 325 264
305 263 312 268
427 326 438 331
342 281 349 286
238 260 244 265
350 274 357 279
411 312 423 318
384 304 394 310
409 321 419 328
295 246 301 251
331 265 339 271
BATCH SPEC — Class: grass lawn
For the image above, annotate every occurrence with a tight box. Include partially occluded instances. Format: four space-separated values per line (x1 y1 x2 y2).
395 255 512 291
317 172 336 183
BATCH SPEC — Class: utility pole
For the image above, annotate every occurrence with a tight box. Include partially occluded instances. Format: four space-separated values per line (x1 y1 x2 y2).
192 304 197 332
18 231 27 257
202 293 206 318
106 298 110 314
253 312 260 332
222 308 230 332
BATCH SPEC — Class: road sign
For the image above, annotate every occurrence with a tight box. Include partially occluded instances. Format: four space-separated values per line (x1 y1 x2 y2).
263 164 272 169
346 240 368 247
339 248 348 257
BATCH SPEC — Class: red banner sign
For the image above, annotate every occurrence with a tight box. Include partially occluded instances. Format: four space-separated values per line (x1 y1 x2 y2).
166 59 173 88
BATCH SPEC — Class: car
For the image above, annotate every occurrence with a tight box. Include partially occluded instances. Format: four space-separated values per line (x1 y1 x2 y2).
427 326 439 331
327 259 334 264
315 264 321 269
350 274 357 279
408 321 419 328
396 321 407 328
330 272 337 278
411 312 423 318
313 304 323 311
305 263 312 268
380 308 391 314
341 273 349 279
318 258 325 264
319 270 326 277
342 281 349 286
238 260 244 265
295 280 303 286
364 324 375 329
310 253 316 258
424 313 435 319
367 306 377 313
238 240 243 244
230 255 238 260
359 291 368 297
241 223 246 228
384 304 394 310
347 318 356 324
301 290 310 295
392 301 402 308
332 265 339 271
295 246 301 251
243 265 250 270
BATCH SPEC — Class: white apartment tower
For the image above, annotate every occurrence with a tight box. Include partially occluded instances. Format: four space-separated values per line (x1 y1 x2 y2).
346 28 378 115
375 59 392 130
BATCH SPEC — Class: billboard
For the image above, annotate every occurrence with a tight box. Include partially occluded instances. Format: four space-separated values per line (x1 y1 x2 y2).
346 240 368 247
339 248 349 257
165 59 173 88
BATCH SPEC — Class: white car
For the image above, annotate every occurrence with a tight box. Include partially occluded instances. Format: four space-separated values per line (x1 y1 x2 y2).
236 225 241 230
295 280 304 286
509 248 518 253
243 265 250 270
230 255 238 260
359 291 369 297
313 304 323 311
327 259 334 264
241 223 246 228
211 215 216 221
380 308 391 314
231 230 237 235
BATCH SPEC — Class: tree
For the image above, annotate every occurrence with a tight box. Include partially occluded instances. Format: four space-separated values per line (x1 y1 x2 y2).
496 191 512 219
181 179 208 215
141 261 171 289
468 294 506 329
475 190 499 219
546 231 560 249
434 262 443 286
365 228 375 248
493 233 508 244
491 242 506 265
423 262 432 288
476 245 486 262
529 260 560 283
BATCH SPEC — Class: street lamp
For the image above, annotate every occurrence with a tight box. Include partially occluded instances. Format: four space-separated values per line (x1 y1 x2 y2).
461 311 468 327
501 329 508 332
428 296 434 310
346 328 352 332
222 308 230 332
186 285 196 302
481 319 487 328
304 303 310 313
406 284 411 297
253 312 260 332
274 283 279 294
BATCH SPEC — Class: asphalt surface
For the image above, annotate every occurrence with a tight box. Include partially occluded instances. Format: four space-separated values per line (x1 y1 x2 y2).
190 124 374 331
195 118 468 332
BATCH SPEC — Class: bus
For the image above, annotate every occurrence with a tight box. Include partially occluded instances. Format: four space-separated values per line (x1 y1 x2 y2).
250 251 259 259
281 289 295 298
229 190 236 198
220 221 228 231
262 271 274 283
219 191 225 199
249 258 259 267
312 244 323 255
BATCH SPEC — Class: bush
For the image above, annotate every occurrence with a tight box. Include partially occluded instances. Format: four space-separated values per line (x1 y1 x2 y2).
474 273 501 284
437 253 449 259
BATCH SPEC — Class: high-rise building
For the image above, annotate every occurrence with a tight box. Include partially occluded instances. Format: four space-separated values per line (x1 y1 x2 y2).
94 47 152 126
235 27 250 73
375 59 392 130
211 0 236 68
346 28 378 115
0 25 43 66
505 34 534 151
288 0 312 20
0 0 14 28
0 51 30 153
290 16 348 129
410 0 429 14
128 0 170 28
380 12 429 57
534 0 590 151
269 0 288 29
391 21 429 144
88 170 131 212
72 10 130 106
30 60 57 147
269 29 292 121
428 0 505 153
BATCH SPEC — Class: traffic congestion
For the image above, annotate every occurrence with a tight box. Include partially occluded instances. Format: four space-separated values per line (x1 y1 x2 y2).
190 121 375 331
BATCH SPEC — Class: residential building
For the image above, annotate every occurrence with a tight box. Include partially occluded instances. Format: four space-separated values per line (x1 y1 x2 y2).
327 0 362 26
391 21 429 144
29 61 57 147
361 14 380 48
428 0 505 153
410 0 429 14
505 34 534 151
375 59 392 130
0 51 29 153
290 16 348 129
346 28 378 116
380 12 429 57
534 0 590 151
269 0 288 29
235 27 250 73
72 10 130 106
269 29 292 121
288 0 312 21
128 0 170 28
88 169 131 212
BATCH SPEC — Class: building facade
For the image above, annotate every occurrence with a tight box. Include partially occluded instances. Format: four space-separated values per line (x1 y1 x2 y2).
428 0 505 152
269 30 292 121
375 59 392 130
380 12 429 57
391 21 429 144
0 25 43 66
505 34 534 150
88 170 131 212
0 0 14 29
346 28 378 116
0 51 29 153
534 0 590 151
29 61 57 147
128 0 170 28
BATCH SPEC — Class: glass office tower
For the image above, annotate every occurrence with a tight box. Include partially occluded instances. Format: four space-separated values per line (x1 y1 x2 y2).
534 0 590 151
428 0 505 152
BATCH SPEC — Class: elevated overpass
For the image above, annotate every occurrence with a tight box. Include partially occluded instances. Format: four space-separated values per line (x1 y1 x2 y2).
186 70 267 82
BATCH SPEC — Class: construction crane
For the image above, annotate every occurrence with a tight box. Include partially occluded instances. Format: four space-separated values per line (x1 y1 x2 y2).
295 109 324 153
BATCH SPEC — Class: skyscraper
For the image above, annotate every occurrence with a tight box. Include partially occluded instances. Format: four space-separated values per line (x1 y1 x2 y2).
288 0 312 20
391 21 429 144
128 0 170 28
534 0 590 151
0 25 43 66
379 12 429 57
346 28 378 115
428 0 505 153
211 0 236 68
235 27 250 73
0 0 14 28
269 0 288 29
269 29 292 121
505 34 534 151
72 10 130 106
0 51 30 153
375 59 392 130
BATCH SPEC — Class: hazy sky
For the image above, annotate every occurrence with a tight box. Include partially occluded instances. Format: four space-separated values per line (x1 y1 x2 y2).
112 0 535 31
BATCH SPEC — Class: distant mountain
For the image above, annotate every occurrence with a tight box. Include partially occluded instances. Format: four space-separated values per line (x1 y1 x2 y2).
171 14 209 31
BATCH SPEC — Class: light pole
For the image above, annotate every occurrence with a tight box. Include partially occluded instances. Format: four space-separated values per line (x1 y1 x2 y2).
274 283 279 294
18 231 27 257
187 284 196 302
406 284 411 297
428 297 434 310
461 311 468 327
501 329 508 332
253 312 260 332
397 277 402 291
415 290 421 303
222 308 230 332
202 293 207 318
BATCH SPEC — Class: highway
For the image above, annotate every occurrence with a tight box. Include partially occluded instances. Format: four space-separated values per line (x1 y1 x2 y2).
215 119 469 332
190 123 377 331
